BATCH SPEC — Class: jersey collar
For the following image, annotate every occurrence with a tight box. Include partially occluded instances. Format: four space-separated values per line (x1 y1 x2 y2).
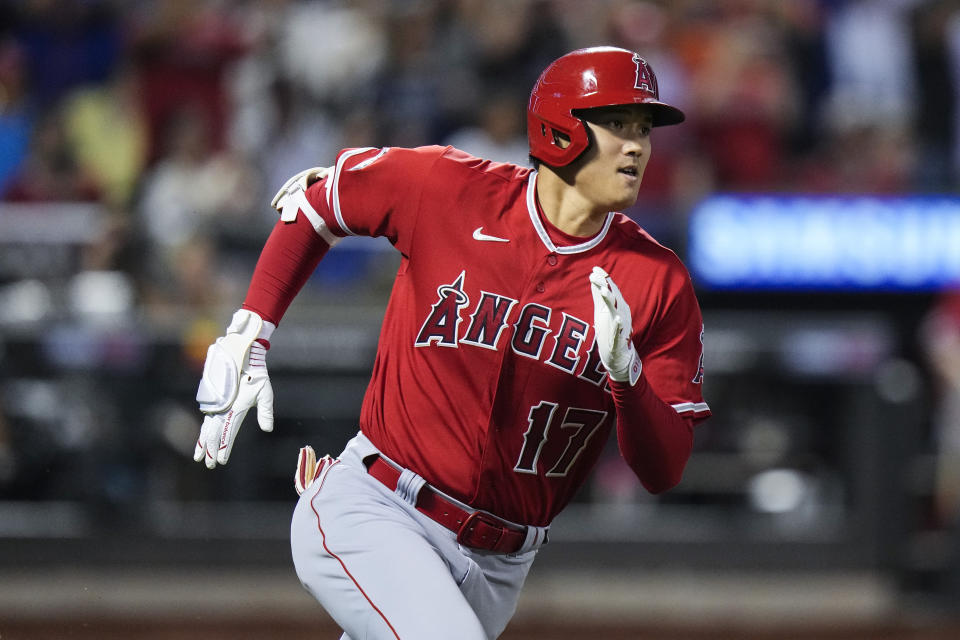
525 172 614 255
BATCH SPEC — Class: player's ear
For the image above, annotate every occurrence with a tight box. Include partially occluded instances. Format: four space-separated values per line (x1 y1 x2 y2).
551 130 571 149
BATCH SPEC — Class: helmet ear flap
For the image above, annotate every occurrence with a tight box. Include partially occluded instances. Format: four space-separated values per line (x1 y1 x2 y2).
527 110 590 167
562 119 591 164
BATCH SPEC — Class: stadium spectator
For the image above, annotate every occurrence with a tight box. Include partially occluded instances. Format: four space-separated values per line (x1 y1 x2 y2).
0 40 31 198
3 106 100 202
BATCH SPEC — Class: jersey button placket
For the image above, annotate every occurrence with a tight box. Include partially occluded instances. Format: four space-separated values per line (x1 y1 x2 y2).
536 254 558 292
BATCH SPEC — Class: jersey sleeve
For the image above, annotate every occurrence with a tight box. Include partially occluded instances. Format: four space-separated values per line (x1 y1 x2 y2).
638 266 710 423
304 146 445 257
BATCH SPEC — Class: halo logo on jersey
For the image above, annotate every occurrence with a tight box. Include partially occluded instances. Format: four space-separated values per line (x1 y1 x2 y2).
415 271 470 347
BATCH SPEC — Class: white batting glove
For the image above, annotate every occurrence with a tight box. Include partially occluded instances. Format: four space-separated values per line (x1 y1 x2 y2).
294 445 335 496
295 445 318 495
194 309 276 469
589 266 642 386
271 166 332 219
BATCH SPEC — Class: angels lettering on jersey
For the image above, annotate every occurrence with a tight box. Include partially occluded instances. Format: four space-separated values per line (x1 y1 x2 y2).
415 270 611 386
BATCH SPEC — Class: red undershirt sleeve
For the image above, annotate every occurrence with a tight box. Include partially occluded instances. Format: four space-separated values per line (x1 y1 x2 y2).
609 376 695 494
241 213 330 326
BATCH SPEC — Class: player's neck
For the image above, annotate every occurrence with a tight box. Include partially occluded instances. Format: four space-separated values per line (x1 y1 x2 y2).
534 168 608 237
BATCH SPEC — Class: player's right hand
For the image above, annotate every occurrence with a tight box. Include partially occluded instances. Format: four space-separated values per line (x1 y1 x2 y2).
194 309 275 469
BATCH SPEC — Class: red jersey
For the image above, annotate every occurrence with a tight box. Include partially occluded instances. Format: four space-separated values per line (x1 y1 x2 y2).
265 145 709 525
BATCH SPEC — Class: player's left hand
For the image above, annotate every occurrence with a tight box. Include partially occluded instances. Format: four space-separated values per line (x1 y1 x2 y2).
589 266 642 386
194 309 275 469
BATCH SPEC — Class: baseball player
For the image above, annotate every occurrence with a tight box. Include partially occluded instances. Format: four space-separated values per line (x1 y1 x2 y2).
194 47 710 639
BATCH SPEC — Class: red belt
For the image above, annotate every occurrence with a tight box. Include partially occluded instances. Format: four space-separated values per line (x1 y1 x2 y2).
365 455 530 554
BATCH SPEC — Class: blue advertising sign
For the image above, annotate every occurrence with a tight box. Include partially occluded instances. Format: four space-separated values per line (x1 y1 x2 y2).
688 195 960 290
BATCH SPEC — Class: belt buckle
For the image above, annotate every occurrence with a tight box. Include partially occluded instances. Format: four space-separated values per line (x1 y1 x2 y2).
456 511 506 550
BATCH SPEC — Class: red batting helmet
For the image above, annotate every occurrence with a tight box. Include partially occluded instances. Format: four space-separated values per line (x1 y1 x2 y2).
527 46 685 167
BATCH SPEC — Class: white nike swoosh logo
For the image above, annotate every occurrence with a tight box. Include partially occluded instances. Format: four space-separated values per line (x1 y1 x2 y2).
472 227 509 243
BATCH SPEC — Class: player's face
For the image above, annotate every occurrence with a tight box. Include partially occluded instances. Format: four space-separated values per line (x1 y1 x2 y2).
573 106 653 212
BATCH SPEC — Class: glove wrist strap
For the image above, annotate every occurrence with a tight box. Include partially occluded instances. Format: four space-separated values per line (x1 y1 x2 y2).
609 348 642 386
626 350 642 386
257 318 276 341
